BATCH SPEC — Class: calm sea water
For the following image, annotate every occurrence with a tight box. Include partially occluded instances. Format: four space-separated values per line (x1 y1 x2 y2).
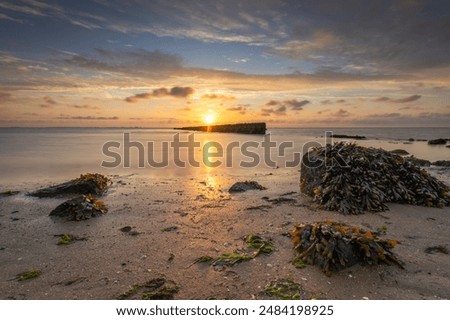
0 127 449 185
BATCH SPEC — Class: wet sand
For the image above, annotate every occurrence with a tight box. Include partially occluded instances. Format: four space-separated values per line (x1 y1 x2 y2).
0 169 449 300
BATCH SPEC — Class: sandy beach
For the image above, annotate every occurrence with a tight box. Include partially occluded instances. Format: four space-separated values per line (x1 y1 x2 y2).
1 167 449 300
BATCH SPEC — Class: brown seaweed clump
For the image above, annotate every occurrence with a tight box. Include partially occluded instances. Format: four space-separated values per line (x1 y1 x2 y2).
29 173 110 197
291 221 404 275
301 142 450 214
50 195 108 221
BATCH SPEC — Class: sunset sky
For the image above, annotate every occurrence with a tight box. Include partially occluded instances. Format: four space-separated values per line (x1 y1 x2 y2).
0 0 449 127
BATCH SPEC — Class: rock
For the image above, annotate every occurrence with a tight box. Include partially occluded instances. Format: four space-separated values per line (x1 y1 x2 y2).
49 195 108 221
390 149 409 155
291 221 404 275
300 142 450 214
0 190 20 197
331 134 366 140
428 138 448 145
120 226 132 233
432 160 450 167
405 156 431 167
29 173 110 198
229 181 266 192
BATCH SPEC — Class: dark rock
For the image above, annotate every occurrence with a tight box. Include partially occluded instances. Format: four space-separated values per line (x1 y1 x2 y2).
405 156 431 167
390 149 409 155
428 138 448 145
424 245 449 254
50 195 108 221
432 160 450 167
120 226 132 233
175 122 266 135
331 134 366 140
0 190 20 197
266 197 297 205
229 181 266 193
29 173 110 198
161 226 178 232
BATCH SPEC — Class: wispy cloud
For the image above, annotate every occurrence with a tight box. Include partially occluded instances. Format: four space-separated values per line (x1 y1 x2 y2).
226 105 247 115
70 104 99 110
374 94 421 103
56 114 118 120
125 86 194 103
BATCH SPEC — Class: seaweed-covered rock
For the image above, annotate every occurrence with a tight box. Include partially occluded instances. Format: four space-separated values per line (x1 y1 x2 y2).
291 221 404 275
50 195 108 221
404 156 431 167
428 138 448 145
29 173 110 197
229 181 266 192
300 142 450 214
432 160 450 167
390 149 409 155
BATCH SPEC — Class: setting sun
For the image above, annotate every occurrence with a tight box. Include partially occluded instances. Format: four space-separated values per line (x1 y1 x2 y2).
204 113 216 125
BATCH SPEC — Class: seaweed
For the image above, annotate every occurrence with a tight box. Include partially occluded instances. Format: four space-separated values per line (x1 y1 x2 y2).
292 257 306 269
425 245 449 254
213 251 251 266
245 234 273 256
263 279 303 300
16 269 41 282
291 221 404 275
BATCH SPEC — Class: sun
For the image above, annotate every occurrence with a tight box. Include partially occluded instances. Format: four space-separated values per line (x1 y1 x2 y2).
204 113 216 125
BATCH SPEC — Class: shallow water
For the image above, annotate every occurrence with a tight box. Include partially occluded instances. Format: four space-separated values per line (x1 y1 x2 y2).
0 127 448 185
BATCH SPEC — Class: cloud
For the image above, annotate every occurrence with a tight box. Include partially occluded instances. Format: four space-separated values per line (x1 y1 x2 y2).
226 106 247 115
56 115 119 120
0 92 12 103
393 95 421 103
374 95 422 103
332 108 351 117
125 86 194 103
71 104 100 110
201 94 236 101
263 99 310 112
261 105 286 116
62 48 183 77
0 12 23 23
284 99 310 110
169 86 194 98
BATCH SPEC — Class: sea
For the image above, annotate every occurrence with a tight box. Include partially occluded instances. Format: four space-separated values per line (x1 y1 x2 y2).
0 127 449 186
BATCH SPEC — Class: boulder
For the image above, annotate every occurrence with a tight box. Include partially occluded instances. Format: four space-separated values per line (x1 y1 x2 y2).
29 173 110 197
229 181 266 193
432 160 450 167
428 138 448 145
390 149 409 155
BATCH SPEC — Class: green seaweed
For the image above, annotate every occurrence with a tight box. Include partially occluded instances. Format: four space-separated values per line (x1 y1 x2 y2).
244 234 273 256
292 257 306 269
213 251 251 266
57 234 73 245
16 269 41 282
263 279 303 300
376 225 388 235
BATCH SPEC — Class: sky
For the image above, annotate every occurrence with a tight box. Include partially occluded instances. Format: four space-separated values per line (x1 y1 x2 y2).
0 0 449 127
